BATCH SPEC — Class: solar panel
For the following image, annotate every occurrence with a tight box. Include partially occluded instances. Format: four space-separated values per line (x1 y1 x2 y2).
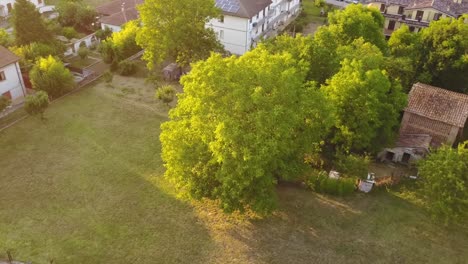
215 0 240 13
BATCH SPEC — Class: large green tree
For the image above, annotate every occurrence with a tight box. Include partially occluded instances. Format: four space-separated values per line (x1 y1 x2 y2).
160 48 333 213
419 16 468 93
137 0 222 68
310 4 387 84
322 59 406 153
56 0 97 32
30 56 75 98
10 0 53 45
418 142 468 224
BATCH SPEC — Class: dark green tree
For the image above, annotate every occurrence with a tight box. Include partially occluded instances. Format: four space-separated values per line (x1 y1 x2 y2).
24 91 50 119
10 0 53 45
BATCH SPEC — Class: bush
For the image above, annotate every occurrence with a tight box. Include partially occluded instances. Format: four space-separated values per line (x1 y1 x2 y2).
334 152 370 179
10 42 65 71
99 41 115 64
95 27 113 40
30 55 75 98
24 91 49 119
156 85 176 105
0 28 13 47
78 46 89 60
62 26 78 39
117 60 136 76
305 169 356 196
103 70 113 83
0 96 11 112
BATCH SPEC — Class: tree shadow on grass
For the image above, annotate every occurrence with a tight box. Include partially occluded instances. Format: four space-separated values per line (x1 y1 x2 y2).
222 185 468 264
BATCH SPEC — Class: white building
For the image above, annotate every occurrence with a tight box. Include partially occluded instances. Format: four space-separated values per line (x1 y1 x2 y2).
208 0 301 55
0 45 27 103
0 0 45 18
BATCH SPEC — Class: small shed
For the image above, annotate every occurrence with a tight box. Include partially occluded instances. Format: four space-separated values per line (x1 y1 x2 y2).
162 63 182 81
379 134 432 165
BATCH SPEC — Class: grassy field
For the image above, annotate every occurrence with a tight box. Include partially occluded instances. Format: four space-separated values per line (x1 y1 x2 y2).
1 73 468 263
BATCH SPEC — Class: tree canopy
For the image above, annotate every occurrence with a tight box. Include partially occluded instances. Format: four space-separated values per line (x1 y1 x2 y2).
56 0 97 32
137 0 222 68
322 59 406 153
11 0 53 45
160 48 333 213
418 142 468 224
30 56 75 98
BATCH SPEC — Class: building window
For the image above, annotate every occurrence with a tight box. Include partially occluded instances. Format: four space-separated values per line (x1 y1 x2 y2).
0 71 5 81
380 4 386 12
409 26 415 32
416 10 424 21
398 6 404 15
433 13 441 20
219 15 224 23
256 13 259 19
219 30 224 40
388 20 396 30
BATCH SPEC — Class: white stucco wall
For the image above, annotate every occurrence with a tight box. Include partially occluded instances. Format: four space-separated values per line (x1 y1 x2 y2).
0 62 26 101
101 23 122 33
209 15 249 55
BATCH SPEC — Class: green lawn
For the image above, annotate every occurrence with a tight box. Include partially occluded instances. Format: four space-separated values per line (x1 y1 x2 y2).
1 75 468 263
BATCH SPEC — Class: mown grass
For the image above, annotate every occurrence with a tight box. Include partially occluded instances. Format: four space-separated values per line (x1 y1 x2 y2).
1 74 468 263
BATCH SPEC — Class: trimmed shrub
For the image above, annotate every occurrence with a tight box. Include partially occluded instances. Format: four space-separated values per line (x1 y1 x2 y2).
62 26 78 39
335 152 370 179
78 46 89 60
117 60 136 76
156 85 176 105
24 91 49 119
103 70 113 83
305 169 356 196
0 96 11 112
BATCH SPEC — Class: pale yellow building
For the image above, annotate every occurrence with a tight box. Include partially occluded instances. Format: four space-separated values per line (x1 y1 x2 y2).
366 0 468 36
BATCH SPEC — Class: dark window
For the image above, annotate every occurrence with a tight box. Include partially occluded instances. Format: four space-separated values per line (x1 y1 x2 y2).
409 26 415 32
386 151 395 161
398 6 404 15
433 13 441 20
0 71 5 81
263 9 266 17
219 15 224 23
416 10 424 21
256 13 259 19
388 20 396 30
380 4 386 12
402 153 411 164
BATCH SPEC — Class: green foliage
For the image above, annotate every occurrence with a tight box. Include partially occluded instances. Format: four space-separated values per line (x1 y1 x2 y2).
417 142 468 224
137 0 222 68
0 96 11 112
103 70 113 83
29 56 75 98
100 21 141 63
314 0 325 7
117 60 136 76
62 27 79 39
0 28 13 47
95 27 113 40
24 91 49 118
305 170 356 196
418 16 468 93
334 152 370 179
156 85 176 105
10 42 65 71
11 0 53 45
322 59 407 153
56 0 97 32
78 47 89 60
160 48 333 214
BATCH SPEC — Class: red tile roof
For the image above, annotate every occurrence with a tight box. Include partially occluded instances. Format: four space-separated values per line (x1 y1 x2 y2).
100 8 139 26
96 0 143 16
406 83 468 128
0 45 20 69
396 134 432 149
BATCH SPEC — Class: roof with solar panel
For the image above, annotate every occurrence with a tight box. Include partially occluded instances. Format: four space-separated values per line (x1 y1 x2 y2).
215 0 272 18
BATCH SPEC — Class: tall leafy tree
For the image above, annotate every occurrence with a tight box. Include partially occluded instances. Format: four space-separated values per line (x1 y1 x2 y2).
137 0 222 68
419 16 468 93
10 0 52 45
56 0 97 32
310 4 387 84
418 142 468 224
322 59 406 153
160 48 333 213
30 56 75 98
